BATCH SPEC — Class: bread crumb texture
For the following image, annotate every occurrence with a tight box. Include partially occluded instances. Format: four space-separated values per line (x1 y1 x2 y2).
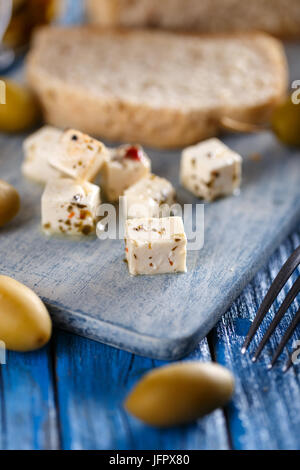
26 28 287 148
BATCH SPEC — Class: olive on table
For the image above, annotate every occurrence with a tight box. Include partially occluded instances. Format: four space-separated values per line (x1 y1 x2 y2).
0 179 20 227
0 275 52 352
124 362 235 427
0 79 40 133
272 97 300 147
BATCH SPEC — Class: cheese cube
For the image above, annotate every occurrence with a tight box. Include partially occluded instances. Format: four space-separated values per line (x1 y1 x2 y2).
125 217 187 275
42 178 100 236
124 174 176 219
180 138 242 201
49 129 107 182
22 126 64 184
101 144 151 201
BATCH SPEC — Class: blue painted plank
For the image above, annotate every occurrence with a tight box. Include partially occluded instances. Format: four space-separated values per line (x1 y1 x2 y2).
0 346 59 450
212 231 300 450
54 331 229 450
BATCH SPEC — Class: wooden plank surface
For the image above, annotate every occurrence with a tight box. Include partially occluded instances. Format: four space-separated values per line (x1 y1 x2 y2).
0 346 59 450
1 128 300 361
213 231 300 450
54 332 229 450
0 230 299 449
0 2 300 449
1 42 300 360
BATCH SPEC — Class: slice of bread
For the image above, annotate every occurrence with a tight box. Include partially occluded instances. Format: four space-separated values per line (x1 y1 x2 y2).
26 27 287 149
86 0 300 38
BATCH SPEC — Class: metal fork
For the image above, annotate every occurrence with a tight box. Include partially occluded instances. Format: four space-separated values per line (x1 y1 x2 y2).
241 245 300 372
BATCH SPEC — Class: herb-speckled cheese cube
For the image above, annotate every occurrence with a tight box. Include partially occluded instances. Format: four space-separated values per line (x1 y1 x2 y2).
42 178 100 236
180 138 242 201
22 126 64 184
101 144 151 201
124 174 176 219
125 217 187 275
49 129 107 182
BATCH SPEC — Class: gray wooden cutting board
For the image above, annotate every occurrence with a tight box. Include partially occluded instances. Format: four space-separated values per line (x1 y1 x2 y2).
0 44 300 360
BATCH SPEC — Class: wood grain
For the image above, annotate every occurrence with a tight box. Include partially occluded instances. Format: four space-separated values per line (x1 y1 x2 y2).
0 232 299 449
0 127 299 360
0 346 59 450
213 231 300 450
53 331 229 450
1 42 300 359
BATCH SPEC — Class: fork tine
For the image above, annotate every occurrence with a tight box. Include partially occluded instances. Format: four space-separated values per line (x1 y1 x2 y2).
241 245 300 354
252 276 300 362
268 306 300 369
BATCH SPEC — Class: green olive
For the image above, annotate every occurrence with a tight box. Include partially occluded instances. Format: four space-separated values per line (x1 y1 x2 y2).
124 362 234 427
272 97 300 147
0 275 52 352
0 180 20 227
0 79 41 133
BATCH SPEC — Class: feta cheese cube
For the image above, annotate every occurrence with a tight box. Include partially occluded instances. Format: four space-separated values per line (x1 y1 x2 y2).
180 138 242 201
49 129 107 182
101 144 151 201
124 174 176 219
125 217 187 275
42 178 100 236
22 126 64 184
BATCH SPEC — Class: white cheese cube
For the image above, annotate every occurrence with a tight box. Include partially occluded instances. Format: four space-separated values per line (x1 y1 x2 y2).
101 144 151 201
22 126 64 184
124 174 176 219
49 129 107 182
125 217 187 275
180 138 242 201
41 178 100 236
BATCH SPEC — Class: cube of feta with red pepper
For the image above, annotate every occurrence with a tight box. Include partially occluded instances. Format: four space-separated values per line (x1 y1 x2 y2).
49 129 107 182
124 174 176 219
22 126 64 184
180 138 242 201
125 217 187 275
41 178 100 236
101 144 151 201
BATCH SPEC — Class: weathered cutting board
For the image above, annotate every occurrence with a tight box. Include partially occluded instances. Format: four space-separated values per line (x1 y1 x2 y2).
0 44 300 360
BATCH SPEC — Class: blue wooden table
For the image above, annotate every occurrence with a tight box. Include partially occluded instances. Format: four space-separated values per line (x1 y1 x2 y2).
1 0 300 451
0 230 299 450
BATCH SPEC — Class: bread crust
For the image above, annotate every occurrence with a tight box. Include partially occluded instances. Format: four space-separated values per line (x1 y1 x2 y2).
86 0 120 26
86 0 300 39
26 27 288 149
